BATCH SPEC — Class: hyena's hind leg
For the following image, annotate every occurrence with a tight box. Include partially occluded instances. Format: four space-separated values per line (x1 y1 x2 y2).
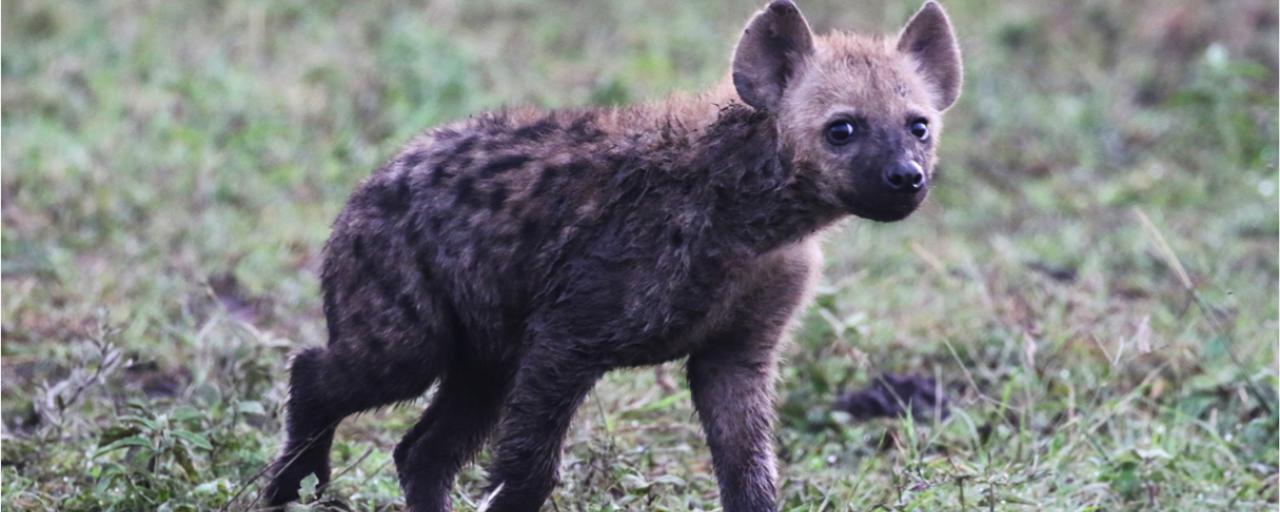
262 346 349 507
264 238 459 507
263 334 452 508
394 356 514 511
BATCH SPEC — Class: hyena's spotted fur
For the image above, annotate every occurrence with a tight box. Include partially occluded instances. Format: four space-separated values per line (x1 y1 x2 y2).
265 2 962 511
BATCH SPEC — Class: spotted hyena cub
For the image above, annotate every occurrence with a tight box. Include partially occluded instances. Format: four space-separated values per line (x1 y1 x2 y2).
265 1 961 510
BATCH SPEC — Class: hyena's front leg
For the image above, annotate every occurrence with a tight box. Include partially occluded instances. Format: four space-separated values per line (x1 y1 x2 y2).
482 345 604 511
688 331 783 512
689 245 816 512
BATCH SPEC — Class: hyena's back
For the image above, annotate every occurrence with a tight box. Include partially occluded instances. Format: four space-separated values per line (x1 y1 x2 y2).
326 111 620 354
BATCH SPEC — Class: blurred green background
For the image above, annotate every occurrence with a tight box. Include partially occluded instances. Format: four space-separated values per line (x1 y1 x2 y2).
2 0 1277 510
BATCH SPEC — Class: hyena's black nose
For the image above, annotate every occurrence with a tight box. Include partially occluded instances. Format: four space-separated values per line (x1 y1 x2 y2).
883 161 925 193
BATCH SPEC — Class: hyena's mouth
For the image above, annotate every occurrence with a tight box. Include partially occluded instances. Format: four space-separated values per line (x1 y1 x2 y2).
837 160 929 222
840 186 927 223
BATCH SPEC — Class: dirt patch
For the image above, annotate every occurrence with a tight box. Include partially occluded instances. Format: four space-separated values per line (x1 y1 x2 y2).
835 374 949 421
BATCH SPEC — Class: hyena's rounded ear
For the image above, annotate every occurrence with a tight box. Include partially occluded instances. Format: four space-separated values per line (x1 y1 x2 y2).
732 0 815 112
897 1 963 111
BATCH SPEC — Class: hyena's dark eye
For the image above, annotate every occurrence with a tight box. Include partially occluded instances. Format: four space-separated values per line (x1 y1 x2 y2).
825 120 856 145
909 119 929 141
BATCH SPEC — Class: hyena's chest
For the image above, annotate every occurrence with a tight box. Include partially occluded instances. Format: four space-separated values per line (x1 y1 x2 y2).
615 238 821 367
608 253 777 367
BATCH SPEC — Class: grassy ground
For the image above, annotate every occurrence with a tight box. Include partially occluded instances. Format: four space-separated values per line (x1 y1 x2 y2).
3 0 1278 510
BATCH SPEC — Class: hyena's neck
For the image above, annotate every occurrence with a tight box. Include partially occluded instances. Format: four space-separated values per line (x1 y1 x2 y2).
684 103 844 256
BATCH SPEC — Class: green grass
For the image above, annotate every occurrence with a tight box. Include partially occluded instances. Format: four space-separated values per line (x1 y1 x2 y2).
2 0 1277 510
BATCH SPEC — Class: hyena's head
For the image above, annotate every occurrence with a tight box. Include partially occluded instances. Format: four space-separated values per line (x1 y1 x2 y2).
733 0 962 222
